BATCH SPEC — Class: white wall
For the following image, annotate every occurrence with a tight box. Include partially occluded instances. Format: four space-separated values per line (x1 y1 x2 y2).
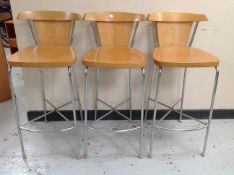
10 0 234 111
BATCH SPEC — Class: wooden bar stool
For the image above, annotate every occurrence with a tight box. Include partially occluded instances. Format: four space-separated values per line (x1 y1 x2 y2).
83 12 146 158
146 12 220 158
7 11 82 159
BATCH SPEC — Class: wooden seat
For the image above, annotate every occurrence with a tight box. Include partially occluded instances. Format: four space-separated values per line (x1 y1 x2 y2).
83 12 146 69
8 45 76 67
83 47 145 68
8 11 81 68
153 47 219 67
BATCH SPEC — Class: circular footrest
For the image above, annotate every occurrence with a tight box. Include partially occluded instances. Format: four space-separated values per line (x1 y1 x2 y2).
154 120 208 131
88 125 141 133
88 121 142 133
19 124 75 132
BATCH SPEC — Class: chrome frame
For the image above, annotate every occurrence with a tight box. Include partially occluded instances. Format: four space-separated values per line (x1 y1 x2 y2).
147 21 220 157
94 68 100 120
84 67 88 157
202 67 219 157
8 66 26 159
9 19 82 159
129 69 132 120
40 68 48 122
149 66 162 158
68 67 80 159
84 21 144 158
72 67 83 121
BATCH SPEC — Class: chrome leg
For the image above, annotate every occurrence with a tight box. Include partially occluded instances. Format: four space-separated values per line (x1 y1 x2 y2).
94 68 100 120
145 65 156 121
129 69 132 121
40 69 48 122
149 67 162 158
139 68 145 158
84 67 88 158
179 68 187 122
201 67 219 157
71 67 83 121
8 67 26 159
68 67 80 159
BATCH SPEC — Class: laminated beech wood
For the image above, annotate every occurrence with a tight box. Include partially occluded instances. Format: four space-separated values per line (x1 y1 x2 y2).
85 12 146 47
153 47 219 67
8 45 77 67
83 12 146 68
83 47 146 68
0 39 11 101
18 11 81 21
148 12 208 47
8 11 81 67
148 12 219 67
84 12 146 22
148 12 208 22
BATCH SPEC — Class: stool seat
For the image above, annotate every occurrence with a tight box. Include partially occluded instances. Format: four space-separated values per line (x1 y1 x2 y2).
8 45 77 67
83 47 146 68
153 47 219 67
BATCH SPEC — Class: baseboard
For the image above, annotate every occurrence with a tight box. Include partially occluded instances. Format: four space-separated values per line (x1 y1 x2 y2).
27 109 234 121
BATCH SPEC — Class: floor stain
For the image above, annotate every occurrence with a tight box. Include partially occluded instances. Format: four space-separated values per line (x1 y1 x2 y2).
2 138 7 142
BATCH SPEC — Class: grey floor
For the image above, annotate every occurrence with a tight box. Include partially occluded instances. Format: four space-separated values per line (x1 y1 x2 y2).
0 51 234 174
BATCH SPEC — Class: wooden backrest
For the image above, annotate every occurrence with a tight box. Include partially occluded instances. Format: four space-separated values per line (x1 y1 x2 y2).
85 12 146 47
148 12 208 47
18 11 81 45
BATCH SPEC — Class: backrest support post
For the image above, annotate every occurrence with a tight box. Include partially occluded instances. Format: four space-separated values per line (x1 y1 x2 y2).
27 19 39 45
92 21 101 47
129 21 139 48
188 21 199 47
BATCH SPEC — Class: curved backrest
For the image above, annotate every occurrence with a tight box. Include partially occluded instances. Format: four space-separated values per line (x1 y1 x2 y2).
18 11 81 45
148 12 208 47
85 12 146 47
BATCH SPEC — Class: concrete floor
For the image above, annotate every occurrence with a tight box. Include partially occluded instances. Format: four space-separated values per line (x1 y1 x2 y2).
0 56 234 174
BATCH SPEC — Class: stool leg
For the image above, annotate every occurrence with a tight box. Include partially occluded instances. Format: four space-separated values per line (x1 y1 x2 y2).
68 67 80 159
39 69 48 122
139 68 145 158
8 67 26 159
145 65 156 121
201 67 219 157
71 68 83 121
149 67 162 158
84 67 88 158
94 68 100 120
179 68 187 122
129 69 132 120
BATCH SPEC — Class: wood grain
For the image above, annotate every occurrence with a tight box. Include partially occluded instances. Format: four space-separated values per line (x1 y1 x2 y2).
85 12 145 22
153 47 219 67
18 11 81 21
8 45 77 67
83 47 145 68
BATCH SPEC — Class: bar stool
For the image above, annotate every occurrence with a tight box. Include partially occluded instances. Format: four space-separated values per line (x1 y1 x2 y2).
145 12 220 157
7 11 82 159
82 12 146 158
